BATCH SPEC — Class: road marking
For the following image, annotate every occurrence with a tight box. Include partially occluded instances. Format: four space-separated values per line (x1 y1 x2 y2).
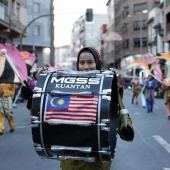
16 125 30 129
153 135 170 154
134 112 140 115
163 168 170 170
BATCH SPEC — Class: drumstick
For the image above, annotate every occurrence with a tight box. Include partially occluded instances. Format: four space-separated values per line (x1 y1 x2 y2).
0 49 25 86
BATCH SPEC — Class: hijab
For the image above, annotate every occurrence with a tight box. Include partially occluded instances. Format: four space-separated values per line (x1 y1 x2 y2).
77 47 101 71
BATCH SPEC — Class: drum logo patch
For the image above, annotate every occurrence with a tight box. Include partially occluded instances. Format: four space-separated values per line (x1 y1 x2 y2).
50 77 100 90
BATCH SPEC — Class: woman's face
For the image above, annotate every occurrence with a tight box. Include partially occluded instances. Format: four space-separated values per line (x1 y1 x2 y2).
78 52 96 71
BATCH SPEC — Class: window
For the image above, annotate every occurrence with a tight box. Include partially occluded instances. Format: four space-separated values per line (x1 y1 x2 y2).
34 2 40 13
154 2 160 7
134 37 147 48
11 0 15 12
133 21 147 30
134 3 147 13
16 3 20 20
34 25 40 35
122 6 129 18
122 39 129 49
166 0 170 6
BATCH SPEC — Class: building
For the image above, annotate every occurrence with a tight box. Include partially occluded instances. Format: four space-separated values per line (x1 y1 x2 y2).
164 0 170 46
105 0 115 69
13 0 52 67
54 45 72 69
113 0 160 70
71 13 108 69
0 0 27 43
146 1 169 55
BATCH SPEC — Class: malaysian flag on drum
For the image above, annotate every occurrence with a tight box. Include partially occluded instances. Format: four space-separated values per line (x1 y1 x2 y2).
44 94 98 125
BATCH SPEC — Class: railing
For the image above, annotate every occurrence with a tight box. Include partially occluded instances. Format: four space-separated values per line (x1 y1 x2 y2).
0 2 9 23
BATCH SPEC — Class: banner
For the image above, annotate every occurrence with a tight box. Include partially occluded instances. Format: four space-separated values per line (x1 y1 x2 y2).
0 43 27 83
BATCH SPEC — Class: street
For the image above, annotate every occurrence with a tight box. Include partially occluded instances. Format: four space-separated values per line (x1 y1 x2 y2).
0 90 170 170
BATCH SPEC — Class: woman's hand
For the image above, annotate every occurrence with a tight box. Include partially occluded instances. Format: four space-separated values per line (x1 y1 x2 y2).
21 80 34 100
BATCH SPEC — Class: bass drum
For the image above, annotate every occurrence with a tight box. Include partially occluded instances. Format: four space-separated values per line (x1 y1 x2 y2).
31 69 118 163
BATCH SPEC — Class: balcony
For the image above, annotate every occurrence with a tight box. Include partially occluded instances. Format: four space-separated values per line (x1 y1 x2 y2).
0 2 26 39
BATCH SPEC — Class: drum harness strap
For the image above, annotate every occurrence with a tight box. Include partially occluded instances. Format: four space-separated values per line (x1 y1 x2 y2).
118 93 128 128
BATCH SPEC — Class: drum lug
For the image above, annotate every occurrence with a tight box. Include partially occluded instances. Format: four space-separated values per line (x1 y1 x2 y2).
32 120 41 124
34 143 43 151
101 127 110 131
32 93 41 98
51 145 92 153
101 119 109 124
31 124 39 128
31 116 39 120
100 119 110 131
58 155 96 162
102 95 111 100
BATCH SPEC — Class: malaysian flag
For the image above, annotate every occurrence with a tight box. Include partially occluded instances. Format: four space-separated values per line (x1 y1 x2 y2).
44 94 98 125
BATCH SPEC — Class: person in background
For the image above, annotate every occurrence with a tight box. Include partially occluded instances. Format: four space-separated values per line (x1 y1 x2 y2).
28 71 39 89
145 75 157 113
21 47 134 170
0 83 15 135
161 75 170 120
130 77 141 104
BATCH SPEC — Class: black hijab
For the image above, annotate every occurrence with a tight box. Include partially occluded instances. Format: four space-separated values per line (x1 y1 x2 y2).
77 47 101 71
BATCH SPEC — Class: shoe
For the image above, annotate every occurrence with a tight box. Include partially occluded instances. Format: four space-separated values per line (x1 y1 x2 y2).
9 129 14 133
147 110 150 113
0 132 3 136
168 116 170 120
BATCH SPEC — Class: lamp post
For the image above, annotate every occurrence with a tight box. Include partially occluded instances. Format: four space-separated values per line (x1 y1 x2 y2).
19 14 54 51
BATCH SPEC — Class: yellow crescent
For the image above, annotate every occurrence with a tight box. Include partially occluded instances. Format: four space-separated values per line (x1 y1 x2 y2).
50 97 58 107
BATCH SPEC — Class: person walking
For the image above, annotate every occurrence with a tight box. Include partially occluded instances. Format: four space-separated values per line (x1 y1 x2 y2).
162 75 170 120
21 47 134 170
145 75 157 112
0 83 15 135
28 71 39 90
130 77 141 104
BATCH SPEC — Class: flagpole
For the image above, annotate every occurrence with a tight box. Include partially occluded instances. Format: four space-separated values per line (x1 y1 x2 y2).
0 49 25 86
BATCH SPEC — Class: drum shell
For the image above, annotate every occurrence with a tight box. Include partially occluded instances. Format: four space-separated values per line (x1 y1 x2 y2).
31 70 118 162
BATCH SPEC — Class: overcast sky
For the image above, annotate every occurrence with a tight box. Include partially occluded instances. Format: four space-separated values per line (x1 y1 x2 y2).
53 0 107 47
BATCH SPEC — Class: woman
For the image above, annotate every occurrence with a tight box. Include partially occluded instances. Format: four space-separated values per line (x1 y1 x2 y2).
130 77 141 104
60 47 134 170
162 75 170 120
21 47 134 170
145 75 157 112
0 83 15 135
28 71 39 89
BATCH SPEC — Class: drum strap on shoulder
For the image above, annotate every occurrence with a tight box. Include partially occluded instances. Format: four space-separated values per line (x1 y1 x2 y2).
118 93 125 110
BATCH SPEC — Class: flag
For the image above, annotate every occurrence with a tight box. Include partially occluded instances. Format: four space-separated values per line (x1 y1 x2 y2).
44 94 98 125
20 51 36 74
0 43 27 83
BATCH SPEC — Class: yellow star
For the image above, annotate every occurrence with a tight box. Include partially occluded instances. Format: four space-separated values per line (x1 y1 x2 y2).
57 98 65 105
